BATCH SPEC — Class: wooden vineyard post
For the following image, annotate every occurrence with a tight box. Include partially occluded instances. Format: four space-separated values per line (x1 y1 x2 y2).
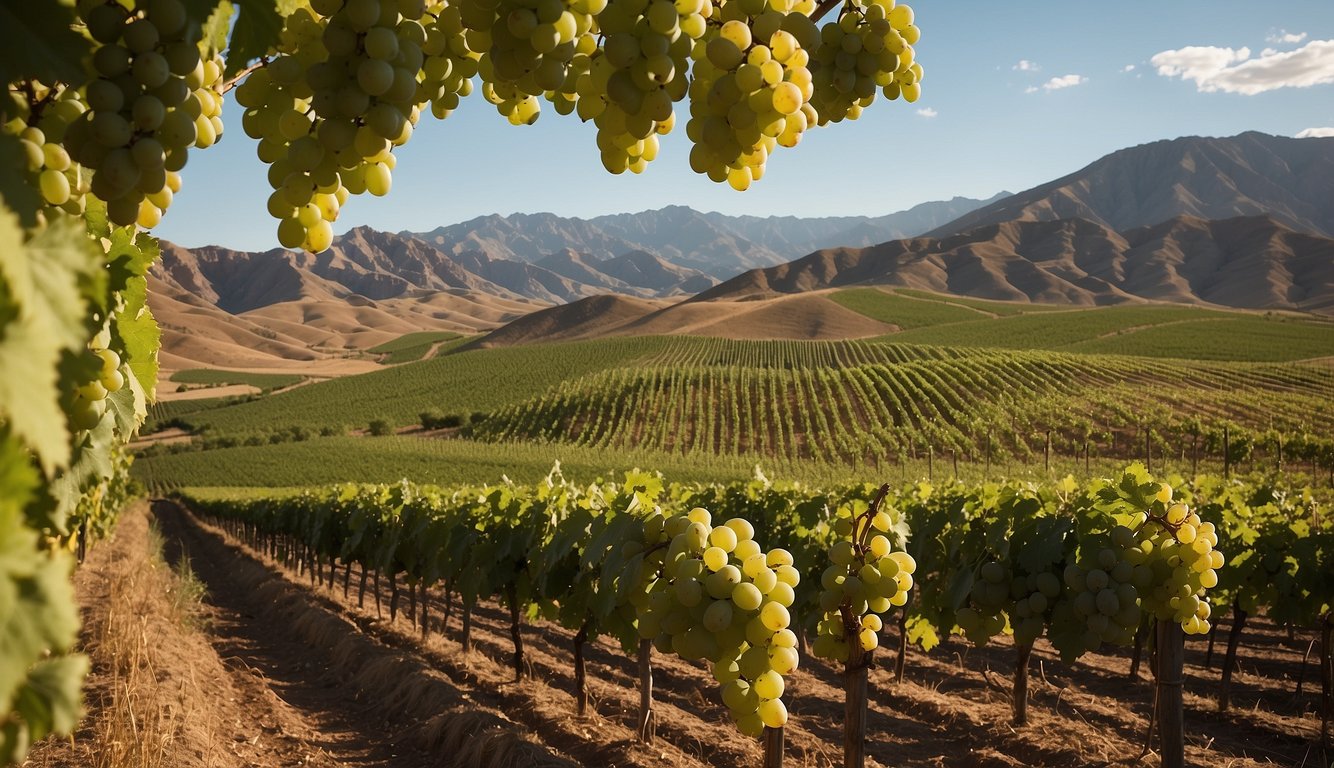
1155 620 1185 768
507 583 525 681
1044 430 1051 473
1145 429 1152 474
985 434 991 478
1322 611 1332 750
1218 603 1247 711
764 726 784 768
951 448 958 479
927 445 933 481
573 620 590 716
637 639 654 743
1223 426 1231 478
844 640 869 768
1013 642 1034 726
461 599 473 654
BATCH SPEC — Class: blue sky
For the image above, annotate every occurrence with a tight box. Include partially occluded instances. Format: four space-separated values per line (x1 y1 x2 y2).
156 0 1334 251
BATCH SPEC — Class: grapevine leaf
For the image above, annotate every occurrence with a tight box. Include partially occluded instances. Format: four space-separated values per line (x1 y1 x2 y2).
44 415 116 535
0 135 40 228
11 654 89 743
0 544 79 718
0 2 92 92
946 568 973 613
193 0 234 55
905 615 940 652
0 433 38 520
105 385 141 440
223 0 287 78
0 210 98 474
114 236 160 403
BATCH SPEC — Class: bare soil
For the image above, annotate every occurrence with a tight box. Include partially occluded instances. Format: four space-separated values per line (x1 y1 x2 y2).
30 501 1328 767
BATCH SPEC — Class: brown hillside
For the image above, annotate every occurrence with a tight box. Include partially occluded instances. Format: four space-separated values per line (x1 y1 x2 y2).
931 132 1334 239
476 291 896 347
698 215 1334 314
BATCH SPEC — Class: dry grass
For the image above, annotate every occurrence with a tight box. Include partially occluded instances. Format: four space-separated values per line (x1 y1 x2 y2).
24 505 218 768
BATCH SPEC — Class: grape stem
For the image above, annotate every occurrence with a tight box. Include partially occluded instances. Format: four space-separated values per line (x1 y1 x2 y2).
219 57 270 95
809 0 844 24
855 483 893 553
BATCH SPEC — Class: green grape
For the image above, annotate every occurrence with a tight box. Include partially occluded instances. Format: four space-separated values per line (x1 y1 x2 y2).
631 505 799 738
68 0 225 227
813 493 913 667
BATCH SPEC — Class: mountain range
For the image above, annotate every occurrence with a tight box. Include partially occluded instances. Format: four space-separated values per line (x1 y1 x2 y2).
149 131 1334 373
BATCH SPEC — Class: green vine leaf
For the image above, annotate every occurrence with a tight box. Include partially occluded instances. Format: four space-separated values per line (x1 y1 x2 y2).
0 2 92 93
0 209 99 474
223 0 287 77
0 136 40 229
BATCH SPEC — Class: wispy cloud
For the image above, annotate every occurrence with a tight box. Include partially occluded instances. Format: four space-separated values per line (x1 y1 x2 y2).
1297 127 1334 138
1151 39 1334 95
1024 86 1038 94
1122 64 1136 73
915 107 938 118
1267 29 1307 45
1042 74 1087 91
1013 60 1040 72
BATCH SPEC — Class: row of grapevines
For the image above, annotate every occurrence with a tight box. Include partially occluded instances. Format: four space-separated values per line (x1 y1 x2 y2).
176 466 1332 763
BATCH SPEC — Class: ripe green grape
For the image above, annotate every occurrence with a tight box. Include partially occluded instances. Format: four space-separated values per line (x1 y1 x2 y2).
808 0 923 124
67 0 225 227
632 506 799 737
812 492 913 665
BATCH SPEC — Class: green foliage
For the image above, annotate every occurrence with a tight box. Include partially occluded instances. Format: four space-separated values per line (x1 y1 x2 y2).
368 331 462 364
893 289 1069 317
169 368 304 390
1066 315 1334 362
177 468 1334 705
828 288 990 329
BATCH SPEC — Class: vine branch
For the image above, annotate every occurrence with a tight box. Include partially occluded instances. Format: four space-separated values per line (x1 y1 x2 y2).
219 57 269 94
809 0 843 24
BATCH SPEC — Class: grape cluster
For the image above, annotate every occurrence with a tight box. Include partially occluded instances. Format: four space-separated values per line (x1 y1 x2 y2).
464 0 601 125
1053 525 1144 657
808 0 921 125
1051 480 1224 660
70 326 126 432
239 0 431 252
685 11 817 190
955 562 1061 647
4 84 91 221
1133 486 1224 634
575 0 701 174
632 507 800 737
419 4 479 120
67 0 225 228
811 495 914 663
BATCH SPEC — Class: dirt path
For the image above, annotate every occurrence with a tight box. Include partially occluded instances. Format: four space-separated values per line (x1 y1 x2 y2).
154 501 440 767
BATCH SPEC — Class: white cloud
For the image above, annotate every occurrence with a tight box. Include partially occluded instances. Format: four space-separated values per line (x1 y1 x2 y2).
1014 59 1040 72
1297 127 1334 138
1122 64 1136 73
915 107 938 118
1151 39 1334 95
1268 29 1307 45
1043 74 1087 91
1024 86 1038 94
